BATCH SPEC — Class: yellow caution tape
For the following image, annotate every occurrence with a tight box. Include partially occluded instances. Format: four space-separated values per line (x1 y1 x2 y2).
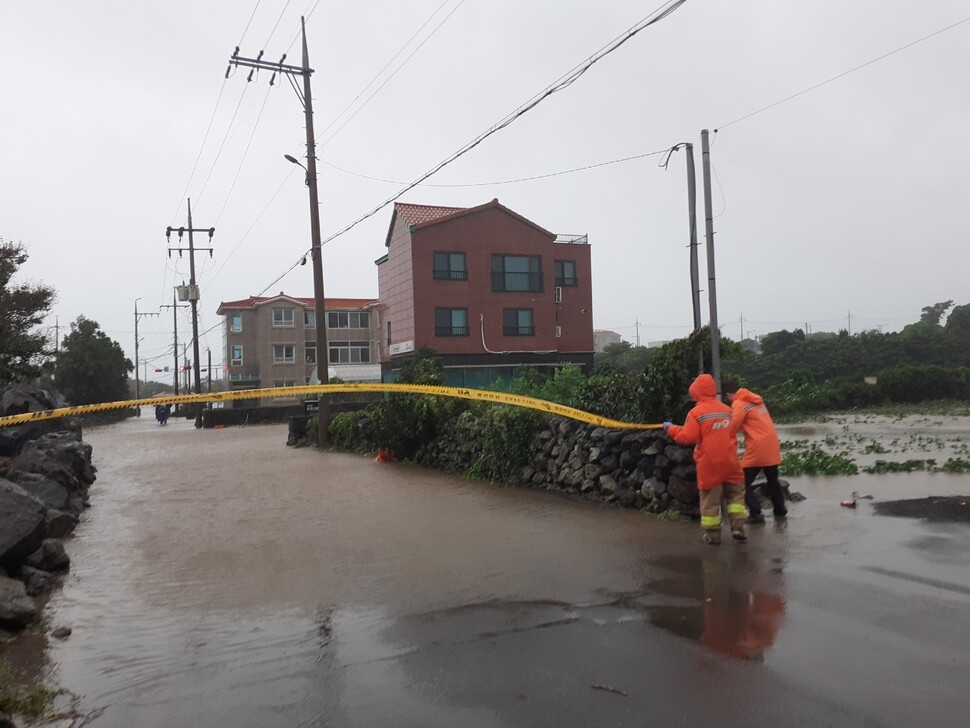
0 383 663 431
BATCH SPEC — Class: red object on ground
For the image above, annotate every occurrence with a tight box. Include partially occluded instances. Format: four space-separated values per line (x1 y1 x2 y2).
840 499 857 508
214 425 225 430
375 447 397 463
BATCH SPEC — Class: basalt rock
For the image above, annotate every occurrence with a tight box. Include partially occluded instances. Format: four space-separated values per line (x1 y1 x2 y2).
0 479 47 570
0 573 39 630
5 432 96 492
25 539 70 572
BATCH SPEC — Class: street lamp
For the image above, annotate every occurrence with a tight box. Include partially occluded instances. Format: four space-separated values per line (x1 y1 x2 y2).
285 151 330 448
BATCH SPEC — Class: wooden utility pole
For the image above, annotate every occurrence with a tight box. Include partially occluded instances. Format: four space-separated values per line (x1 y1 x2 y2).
228 16 331 448
166 199 214 428
700 129 722 397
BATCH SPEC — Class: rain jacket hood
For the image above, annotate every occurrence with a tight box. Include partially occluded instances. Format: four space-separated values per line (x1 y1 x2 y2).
731 388 763 406
729 388 782 468
689 374 717 402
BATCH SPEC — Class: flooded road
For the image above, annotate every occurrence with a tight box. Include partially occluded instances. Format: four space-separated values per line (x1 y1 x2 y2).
6 415 970 726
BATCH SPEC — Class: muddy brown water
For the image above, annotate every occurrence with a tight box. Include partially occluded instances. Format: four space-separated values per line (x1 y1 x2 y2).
3 414 970 727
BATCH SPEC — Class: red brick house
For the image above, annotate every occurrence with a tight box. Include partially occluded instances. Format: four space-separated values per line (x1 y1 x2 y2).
375 198 594 387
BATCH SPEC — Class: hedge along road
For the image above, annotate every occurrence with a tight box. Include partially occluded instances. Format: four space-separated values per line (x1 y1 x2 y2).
0 383 663 430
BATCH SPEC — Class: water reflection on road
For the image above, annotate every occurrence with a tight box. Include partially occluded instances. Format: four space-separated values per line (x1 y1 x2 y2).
4 415 970 727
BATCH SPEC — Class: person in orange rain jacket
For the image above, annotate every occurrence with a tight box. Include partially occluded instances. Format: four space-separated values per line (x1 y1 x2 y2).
664 374 747 545
723 383 787 524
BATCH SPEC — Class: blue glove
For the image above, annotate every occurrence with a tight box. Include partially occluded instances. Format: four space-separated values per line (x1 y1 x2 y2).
662 421 673 432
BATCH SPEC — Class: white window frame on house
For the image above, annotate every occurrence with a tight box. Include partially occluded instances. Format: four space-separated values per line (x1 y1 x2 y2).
554 286 563 303
305 344 317 365
273 344 296 363
272 308 295 327
329 340 371 364
229 312 243 333
555 325 562 338
304 311 316 329
327 311 370 329
230 345 243 366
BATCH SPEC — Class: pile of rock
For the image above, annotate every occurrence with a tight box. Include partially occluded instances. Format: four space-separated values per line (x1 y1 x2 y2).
0 386 95 633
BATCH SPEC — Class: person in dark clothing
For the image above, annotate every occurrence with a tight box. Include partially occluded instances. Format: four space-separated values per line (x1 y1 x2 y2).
724 383 787 523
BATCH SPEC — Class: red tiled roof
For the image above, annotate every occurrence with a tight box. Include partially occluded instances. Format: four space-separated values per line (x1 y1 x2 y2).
216 294 377 313
394 202 467 227
385 199 554 247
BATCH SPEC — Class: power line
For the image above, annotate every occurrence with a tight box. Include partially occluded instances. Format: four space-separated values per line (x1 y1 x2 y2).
238 0 262 47
215 84 275 225
322 147 671 188
318 0 688 248
262 0 292 50
203 167 299 290
191 85 250 207
719 14 970 130
319 0 469 146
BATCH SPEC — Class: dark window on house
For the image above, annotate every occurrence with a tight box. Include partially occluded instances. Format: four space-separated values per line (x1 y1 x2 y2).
327 311 370 329
272 308 295 327
433 252 467 280
329 341 371 364
555 260 577 286
304 311 316 329
435 308 469 336
491 255 542 292
503 308 534 336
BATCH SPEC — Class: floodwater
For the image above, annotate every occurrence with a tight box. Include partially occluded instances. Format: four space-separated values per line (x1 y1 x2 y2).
3 414 970 727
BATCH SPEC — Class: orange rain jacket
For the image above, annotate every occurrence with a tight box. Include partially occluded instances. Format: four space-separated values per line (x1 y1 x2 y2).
729 389 782 468
666 374 744 490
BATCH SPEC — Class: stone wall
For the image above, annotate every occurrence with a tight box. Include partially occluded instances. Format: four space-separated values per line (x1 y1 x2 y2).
415 416 704 517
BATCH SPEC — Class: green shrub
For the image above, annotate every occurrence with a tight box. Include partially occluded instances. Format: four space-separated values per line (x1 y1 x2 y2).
876 365 970 403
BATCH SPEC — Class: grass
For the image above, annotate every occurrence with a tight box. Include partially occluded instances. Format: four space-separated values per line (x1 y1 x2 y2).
0 662 71 718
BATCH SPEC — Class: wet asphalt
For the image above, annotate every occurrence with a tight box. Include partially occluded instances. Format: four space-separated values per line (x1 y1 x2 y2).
7 415 970 727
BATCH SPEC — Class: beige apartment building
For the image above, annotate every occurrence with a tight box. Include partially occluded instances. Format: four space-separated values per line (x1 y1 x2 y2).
216 293 380 406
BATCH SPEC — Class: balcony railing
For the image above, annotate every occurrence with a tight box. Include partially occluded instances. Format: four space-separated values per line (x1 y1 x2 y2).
492 271 543 292
554 234 588 245
503 326 535 336
555 276 578 287
433 269 468 280
435 326 470 337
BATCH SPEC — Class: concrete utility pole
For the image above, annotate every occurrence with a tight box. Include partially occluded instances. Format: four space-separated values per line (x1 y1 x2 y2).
700 129 722 397
160 289 189 395
134 298 159 416
166 199 214 428
668 143 703 375
228 16 331 448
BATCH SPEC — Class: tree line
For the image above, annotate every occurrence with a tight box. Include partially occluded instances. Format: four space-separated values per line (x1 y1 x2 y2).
1 239 132 405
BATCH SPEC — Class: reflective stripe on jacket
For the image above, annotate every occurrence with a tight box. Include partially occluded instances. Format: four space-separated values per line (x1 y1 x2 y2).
729 388 782 468
667 374 744 490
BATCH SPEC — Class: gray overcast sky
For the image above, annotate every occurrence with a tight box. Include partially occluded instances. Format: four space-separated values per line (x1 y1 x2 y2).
2 0 968 382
